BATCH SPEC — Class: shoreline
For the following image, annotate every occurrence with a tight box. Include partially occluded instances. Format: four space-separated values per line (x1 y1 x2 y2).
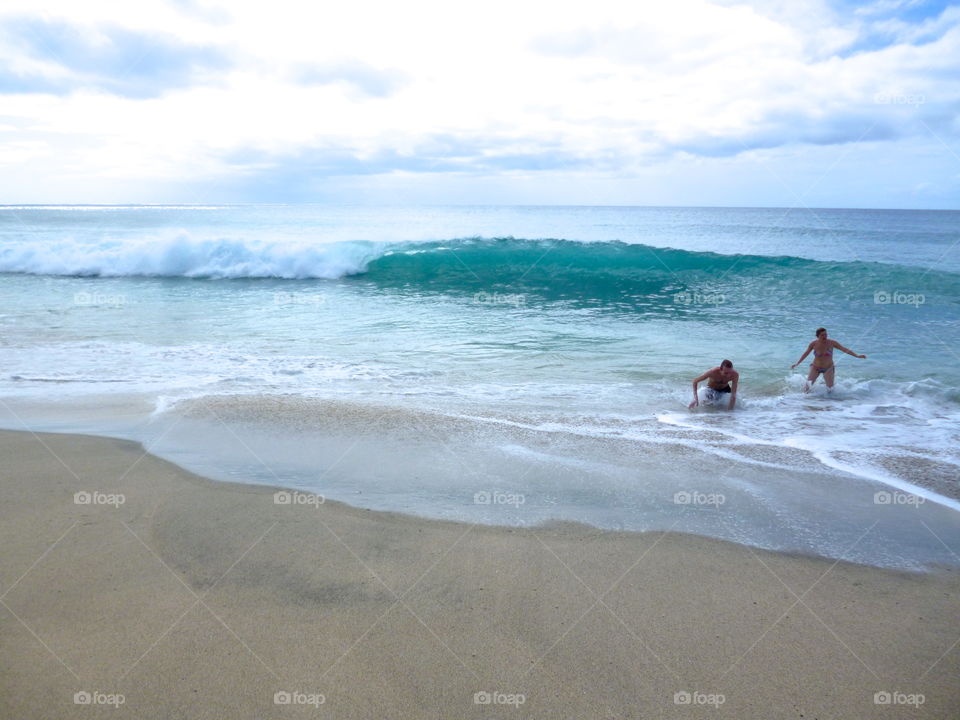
2 428 960 718
2 398 959 572
0 395 960 571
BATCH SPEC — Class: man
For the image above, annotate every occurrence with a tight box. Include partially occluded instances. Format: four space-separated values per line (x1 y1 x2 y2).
689 359 739 410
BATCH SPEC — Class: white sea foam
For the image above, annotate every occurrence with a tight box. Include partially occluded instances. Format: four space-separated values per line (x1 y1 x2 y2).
0 232 385 279
656 374 960 511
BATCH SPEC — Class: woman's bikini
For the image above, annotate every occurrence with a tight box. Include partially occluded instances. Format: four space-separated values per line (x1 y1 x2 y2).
812 343 834 373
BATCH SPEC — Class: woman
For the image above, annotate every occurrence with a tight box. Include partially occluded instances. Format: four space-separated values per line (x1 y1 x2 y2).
791 327 866 392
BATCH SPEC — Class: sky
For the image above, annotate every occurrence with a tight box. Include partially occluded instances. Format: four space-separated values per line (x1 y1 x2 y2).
0 0 957 207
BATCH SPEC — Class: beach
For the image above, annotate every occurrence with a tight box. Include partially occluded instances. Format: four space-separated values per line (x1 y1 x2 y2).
2 428 958 719
3 0 959 714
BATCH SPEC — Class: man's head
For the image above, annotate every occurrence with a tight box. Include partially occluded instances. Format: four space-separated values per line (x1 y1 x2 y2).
720 359 733 369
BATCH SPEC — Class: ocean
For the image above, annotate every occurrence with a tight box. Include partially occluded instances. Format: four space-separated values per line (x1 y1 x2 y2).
1 204 958 569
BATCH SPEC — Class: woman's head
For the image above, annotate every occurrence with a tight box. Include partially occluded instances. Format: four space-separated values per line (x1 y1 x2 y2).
816 327 827 339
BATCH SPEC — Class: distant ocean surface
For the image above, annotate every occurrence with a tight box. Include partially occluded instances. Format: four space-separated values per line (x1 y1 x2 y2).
1 205 958 569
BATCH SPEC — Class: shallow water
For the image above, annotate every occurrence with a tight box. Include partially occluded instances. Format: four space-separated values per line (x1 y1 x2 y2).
2 204 958 568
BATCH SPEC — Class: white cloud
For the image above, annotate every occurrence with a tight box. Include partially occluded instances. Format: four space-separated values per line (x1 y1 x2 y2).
0 0 957 205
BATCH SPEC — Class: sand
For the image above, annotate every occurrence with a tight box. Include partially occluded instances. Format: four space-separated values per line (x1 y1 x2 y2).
1 428 958 719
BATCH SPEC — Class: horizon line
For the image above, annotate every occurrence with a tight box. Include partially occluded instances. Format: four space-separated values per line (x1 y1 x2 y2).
2 202 959 212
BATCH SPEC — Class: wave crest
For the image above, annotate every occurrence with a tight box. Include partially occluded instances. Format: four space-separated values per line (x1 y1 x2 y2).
2 235 956 309
0 233 385 279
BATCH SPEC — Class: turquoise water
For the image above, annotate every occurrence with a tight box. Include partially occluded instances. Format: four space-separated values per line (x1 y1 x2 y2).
1 205 958 569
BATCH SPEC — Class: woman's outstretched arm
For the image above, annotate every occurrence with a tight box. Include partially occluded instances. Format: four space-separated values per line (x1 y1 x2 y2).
791 342 814 368
832 340 866 359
